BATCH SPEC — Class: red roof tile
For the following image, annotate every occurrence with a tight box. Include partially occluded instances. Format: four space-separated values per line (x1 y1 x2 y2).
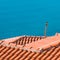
0 34 60 60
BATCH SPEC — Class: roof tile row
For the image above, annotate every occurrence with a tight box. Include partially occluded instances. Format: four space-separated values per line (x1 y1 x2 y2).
0 34 60 60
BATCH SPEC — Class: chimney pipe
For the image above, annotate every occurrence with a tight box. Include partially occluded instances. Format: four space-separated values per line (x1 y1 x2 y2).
44 22 48 37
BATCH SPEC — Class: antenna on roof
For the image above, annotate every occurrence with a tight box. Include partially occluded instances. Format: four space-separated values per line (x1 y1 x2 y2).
44 22 48 37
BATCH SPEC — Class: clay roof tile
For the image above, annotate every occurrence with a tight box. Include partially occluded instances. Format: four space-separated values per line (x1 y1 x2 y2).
0 34 60 60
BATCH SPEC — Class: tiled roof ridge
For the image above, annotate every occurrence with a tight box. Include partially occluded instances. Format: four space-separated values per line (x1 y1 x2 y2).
0 39 60 53
39 39 60 50
2 35 41 40
2 36 41 43
1 36 44 47
23 39 60 52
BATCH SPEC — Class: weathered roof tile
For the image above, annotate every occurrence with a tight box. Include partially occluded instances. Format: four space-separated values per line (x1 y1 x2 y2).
0 34 60 60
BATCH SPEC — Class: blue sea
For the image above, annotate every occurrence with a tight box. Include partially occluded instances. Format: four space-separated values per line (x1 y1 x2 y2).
0 0 60 39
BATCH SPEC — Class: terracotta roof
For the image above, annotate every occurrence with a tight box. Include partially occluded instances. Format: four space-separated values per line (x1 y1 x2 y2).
0 34 60 60
2 36 44 45
24 36 60 50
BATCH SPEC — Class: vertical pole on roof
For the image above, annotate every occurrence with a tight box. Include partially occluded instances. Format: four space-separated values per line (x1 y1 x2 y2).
44 22 48 37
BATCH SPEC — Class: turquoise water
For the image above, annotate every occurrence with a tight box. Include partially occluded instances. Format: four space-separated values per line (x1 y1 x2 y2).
0 0 60 39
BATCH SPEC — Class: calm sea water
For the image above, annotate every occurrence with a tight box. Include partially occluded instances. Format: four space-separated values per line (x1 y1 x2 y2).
0 0 60 39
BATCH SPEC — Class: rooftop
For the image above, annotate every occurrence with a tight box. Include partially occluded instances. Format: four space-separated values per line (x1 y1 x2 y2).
0 33 60 60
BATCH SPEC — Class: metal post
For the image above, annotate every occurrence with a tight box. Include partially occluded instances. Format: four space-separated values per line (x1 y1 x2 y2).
44 22 48 37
